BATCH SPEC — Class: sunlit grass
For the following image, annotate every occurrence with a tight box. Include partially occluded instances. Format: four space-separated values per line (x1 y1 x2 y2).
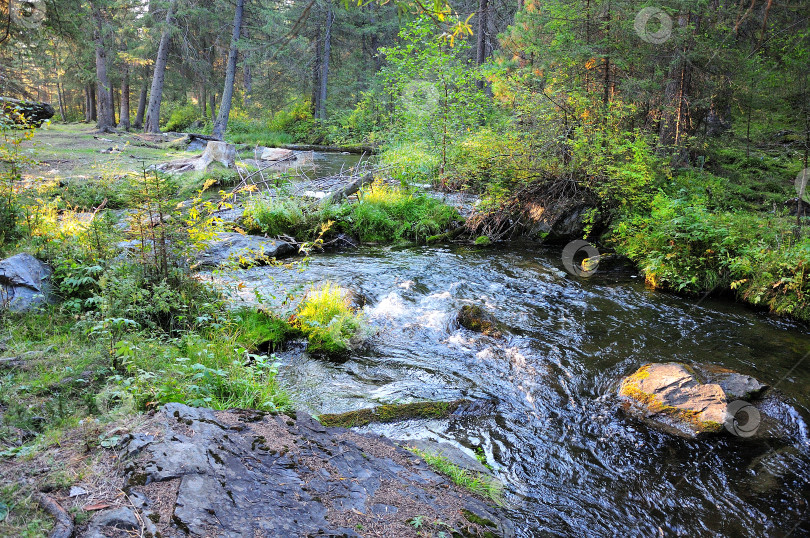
294 282 365 356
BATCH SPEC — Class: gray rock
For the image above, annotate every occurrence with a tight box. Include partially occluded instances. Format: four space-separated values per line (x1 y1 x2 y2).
0 253 54 312
197 232 295 267
120 403 513 537
81 507 139 537
713 372 768 401
259 147 295 161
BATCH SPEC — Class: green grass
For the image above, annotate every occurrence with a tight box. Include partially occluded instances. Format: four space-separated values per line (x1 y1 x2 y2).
407 447 504 505
0 484 53 537
294 282 365 356
232 309 293 353
242 181 459 244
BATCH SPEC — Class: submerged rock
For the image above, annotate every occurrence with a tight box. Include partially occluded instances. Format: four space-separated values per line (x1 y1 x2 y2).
618 362 771 439
197 232 295 267
457 305 504 337
0 253 54 312
117 403 513 537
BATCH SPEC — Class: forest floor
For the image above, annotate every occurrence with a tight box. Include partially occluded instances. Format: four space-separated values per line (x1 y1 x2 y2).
20 123 189 183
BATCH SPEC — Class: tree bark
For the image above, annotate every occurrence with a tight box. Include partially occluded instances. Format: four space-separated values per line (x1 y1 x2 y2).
119 65 131 130
243 29 252 107
318 3 333 121
145 0 178 133
91 2 115 131
212 0 245 140
311 25 321 116
134 76 147 128
87 84 97 122
475 0 489 90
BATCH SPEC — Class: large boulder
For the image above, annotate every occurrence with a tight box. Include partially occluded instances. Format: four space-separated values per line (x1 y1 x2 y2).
457 304 504 337
0 97 55 127
0 253 54 312
197 232 295 267
259 147 295 161
618 362 769 439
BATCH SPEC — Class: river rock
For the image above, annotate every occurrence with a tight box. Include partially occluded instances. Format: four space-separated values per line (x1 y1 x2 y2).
118 403 514 537
196 232 295 267
0 253 54 312
618 363 773 439
457 304 503 337
260 147 295 161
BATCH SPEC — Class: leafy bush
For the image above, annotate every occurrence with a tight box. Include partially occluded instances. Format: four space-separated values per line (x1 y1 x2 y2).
610 193 810 320
378 143 441 185
294 282 365 356
99 262 221 332
164 104 202 132
232 309 293 352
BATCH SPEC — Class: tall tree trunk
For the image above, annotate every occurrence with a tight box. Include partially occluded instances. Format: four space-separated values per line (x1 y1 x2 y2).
89 84 97 121
110 84 117 126
475 0 489 90
243 29 252 107
133 75 147 128
201 84 207 116
91 2 115 131
212 0 245 140
52 46 67 121
318 3 333 121
145 0 178 133
119 65 131 130
210 93 216 124
311 26 321 116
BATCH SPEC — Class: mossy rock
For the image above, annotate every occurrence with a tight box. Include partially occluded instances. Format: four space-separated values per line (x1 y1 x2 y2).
618 363 728 438
457 305 504 338
318 399 468 428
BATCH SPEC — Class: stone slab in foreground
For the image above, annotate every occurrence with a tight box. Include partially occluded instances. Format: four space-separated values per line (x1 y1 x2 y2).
84 403 514 537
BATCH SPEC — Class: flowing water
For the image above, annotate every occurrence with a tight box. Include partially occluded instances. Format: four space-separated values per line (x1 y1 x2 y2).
213 151 810 536
219 244 810 537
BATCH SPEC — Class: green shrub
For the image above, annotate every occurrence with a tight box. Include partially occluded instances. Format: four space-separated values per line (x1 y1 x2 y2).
164 104 202 132
294 282 365 356
99 262 222 333
351 179 459 242
242 195 350 238
378 143 441 185
609 192 810 320
114 329 290 412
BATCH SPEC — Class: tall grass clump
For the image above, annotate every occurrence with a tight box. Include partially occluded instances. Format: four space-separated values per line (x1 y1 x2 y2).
294 282 365 356
352 179 459 242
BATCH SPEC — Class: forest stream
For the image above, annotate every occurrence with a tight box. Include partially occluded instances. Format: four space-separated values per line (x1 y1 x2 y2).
208 239 810 537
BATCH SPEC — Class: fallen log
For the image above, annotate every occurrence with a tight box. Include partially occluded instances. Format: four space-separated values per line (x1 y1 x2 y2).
280 143 376 154
320 172 374 206
36 493 74 538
